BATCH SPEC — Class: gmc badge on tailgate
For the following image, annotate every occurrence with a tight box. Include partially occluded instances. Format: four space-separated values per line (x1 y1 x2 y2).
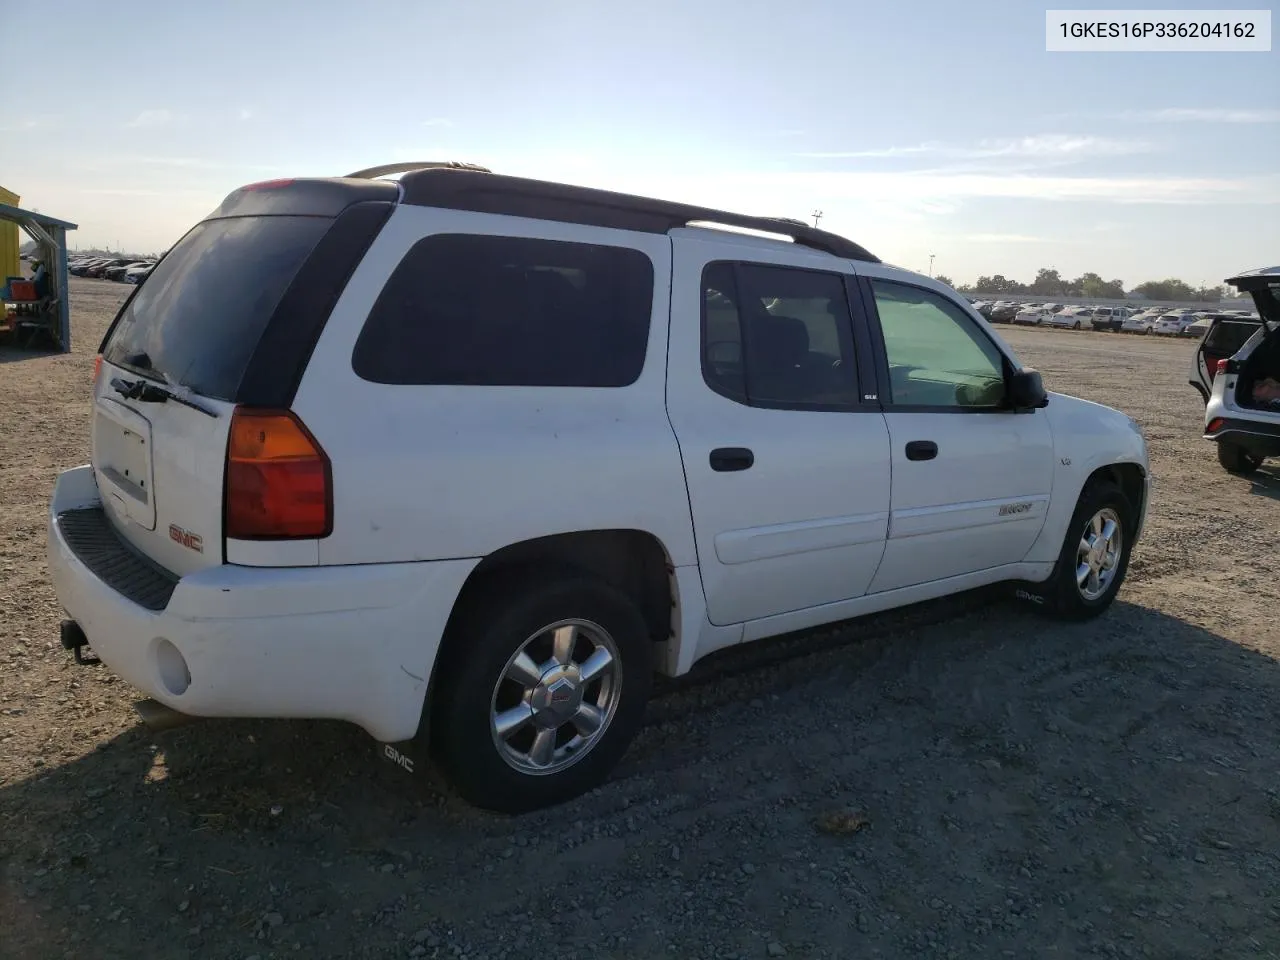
169 524 204 553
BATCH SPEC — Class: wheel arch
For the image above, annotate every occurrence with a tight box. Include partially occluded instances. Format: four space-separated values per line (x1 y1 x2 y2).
414 528 679 747
1026 452 1150 567
1086 461 1147 521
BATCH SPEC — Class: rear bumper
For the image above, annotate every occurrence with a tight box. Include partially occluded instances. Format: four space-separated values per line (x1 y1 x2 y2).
1204 417 1280 458
47 466 478 742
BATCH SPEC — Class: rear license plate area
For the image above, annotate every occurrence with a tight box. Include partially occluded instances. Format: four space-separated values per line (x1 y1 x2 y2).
93 399 156 530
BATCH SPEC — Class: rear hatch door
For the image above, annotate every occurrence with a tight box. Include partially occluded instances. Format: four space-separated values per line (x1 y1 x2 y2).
1223 265 1280 364
93 211 349 575
1226 266 1280 325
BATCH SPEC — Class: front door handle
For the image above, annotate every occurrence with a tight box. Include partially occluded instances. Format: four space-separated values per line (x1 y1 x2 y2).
905 440 938 461
709 447 755 472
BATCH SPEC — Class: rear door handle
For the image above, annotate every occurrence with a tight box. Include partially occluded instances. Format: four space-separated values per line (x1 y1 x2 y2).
709 447 754 472
905 440 938 461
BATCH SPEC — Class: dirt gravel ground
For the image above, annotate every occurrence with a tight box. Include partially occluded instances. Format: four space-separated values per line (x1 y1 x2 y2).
2 279 1278 960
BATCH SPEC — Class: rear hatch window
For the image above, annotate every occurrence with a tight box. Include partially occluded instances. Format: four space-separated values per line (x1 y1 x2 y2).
102 215 331 402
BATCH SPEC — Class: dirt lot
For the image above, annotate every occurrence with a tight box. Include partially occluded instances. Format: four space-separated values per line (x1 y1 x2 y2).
2 279 1278 960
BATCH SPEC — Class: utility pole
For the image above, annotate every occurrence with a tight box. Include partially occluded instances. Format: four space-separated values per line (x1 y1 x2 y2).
928 254 936 277
811 209 823 229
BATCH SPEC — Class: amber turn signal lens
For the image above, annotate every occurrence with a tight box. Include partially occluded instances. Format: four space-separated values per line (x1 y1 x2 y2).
225 409 332 540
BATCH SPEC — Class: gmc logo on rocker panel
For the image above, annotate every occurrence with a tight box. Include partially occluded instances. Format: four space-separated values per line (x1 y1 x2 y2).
383 744 415 773
168 524 204 553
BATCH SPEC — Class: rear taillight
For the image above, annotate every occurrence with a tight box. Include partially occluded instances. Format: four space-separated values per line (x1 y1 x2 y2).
1215 359 1230 375
225 408 332 539
92 355 102 388
1207 418 1224 434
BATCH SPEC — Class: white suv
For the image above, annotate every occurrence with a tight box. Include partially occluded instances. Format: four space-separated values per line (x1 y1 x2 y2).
48 162 1152 812
1200 266 1280 473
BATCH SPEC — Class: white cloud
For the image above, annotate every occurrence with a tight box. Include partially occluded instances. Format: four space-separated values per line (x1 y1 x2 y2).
1114 107 1280 124
588 168 1279 213
77 188 171 197
797 135 1154 160
962 233 1049 243
421 118 454 127
0 117 56 133
238 108 255 121
124 109 174 129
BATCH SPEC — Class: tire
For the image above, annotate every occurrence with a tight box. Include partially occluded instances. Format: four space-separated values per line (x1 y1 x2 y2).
429 572 653 813
1072 321 1081 330
1217 441 1263 475
1020 480 1135 621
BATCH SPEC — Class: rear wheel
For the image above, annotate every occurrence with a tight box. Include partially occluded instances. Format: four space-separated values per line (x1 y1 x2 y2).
1217 441 1263 475
1071 321 1081 330
430 572 652 813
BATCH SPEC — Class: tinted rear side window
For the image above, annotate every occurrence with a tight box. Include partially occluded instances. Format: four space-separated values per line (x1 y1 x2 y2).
352 234 654 387
102 216 331 401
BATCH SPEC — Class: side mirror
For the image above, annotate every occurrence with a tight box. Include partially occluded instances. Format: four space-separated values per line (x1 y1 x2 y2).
1007 368 1049 411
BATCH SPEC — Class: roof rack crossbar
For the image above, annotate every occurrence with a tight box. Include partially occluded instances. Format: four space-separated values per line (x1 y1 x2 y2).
345 161 493 180
396 169 879 263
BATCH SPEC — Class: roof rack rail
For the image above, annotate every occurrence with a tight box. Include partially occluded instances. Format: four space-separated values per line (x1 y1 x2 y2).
345 160 493 180
397 169 879 263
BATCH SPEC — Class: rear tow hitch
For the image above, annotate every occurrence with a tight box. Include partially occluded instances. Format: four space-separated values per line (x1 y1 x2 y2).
60 620 100 666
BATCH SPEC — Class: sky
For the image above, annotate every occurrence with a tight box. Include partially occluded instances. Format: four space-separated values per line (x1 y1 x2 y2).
3 0 1277 288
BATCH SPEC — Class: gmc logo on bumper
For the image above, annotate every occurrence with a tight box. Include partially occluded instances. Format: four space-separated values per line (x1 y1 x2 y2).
168 524 204 553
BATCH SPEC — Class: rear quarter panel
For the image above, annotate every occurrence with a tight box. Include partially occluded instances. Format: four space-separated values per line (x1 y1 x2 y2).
291 207 697 568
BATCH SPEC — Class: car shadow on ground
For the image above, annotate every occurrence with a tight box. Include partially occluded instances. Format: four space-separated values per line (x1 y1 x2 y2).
1247 464 1280 500
3 598 1279 959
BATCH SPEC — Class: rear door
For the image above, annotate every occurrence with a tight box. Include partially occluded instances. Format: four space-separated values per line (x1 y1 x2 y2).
1193 318 1263 402
91 182 395 574
666 233 891 626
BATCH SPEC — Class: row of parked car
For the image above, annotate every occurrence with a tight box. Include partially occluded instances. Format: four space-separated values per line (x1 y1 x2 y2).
69 256 156 285
970 299 1259 337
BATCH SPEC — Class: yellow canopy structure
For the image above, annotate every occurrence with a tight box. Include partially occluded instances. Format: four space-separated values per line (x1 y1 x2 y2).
0 185 19 281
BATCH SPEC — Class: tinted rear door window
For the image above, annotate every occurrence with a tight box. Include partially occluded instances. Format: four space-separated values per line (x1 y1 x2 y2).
102 215 331 401
700 262 861 409
351 234 655 387
1205 320 1263 355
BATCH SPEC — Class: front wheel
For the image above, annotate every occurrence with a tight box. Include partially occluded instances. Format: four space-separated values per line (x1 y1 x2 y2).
1217 441 1263 475
430 573 653 813
1072 321 1081 330
1020 480 1135 620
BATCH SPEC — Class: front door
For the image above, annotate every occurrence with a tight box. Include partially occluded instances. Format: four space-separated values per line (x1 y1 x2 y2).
854 273 1055 594
666 235 892 625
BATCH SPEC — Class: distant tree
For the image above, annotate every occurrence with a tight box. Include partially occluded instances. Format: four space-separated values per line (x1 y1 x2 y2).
975 274 1027 294
1069 272 1126 299
1131 278 1198 301
934 274 955 288
1193 284 1229 301
1030 267 1065 296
